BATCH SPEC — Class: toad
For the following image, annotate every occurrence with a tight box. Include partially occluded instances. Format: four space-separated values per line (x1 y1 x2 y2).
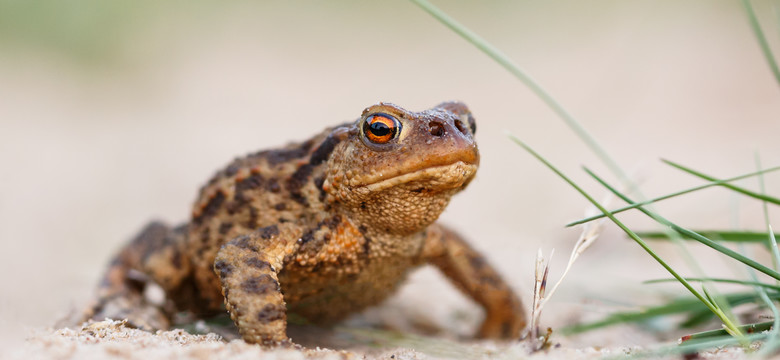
86 102 526 346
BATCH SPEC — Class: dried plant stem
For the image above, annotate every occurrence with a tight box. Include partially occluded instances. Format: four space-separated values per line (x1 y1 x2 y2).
529 202 605 345
530 248 552 342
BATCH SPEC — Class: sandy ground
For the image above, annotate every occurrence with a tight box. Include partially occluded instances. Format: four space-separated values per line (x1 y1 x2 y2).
7 319 755 359
2 1 780 359
12 320 649 360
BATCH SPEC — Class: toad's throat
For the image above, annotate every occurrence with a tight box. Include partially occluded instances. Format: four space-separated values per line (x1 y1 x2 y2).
360 161 478 193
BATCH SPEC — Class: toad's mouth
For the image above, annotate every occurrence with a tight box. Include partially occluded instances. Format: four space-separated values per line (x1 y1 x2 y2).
359 161 478 194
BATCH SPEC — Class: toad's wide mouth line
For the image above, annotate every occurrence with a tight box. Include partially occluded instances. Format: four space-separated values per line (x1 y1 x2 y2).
359 161 478 193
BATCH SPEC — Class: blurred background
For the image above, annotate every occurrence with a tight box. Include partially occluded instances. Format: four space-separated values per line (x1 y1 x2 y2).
2 0 780 354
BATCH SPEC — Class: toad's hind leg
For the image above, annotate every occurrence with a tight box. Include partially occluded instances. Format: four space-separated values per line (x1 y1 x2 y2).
84 221 192 330
421 223 526 339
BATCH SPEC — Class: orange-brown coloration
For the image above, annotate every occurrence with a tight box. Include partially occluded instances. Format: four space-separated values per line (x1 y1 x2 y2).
83 102 526 347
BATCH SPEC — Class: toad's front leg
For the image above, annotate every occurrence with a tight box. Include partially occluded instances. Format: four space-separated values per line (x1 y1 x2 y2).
421 223 526 339
214 224 301 346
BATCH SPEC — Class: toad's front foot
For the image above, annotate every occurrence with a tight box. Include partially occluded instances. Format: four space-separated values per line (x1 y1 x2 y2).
476 300 526 339
214 224 301 345
422 223 526 340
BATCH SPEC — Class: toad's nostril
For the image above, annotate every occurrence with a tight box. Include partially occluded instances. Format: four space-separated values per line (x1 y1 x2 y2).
429 121 445 137
454 120 467 135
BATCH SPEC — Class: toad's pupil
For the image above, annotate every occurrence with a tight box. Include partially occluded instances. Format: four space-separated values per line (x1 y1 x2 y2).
370 121 391 136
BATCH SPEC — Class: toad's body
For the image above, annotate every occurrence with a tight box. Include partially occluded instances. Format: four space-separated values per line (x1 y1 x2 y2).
89 102 525 345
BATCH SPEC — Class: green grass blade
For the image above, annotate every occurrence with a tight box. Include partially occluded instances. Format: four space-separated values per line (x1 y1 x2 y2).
584 167 780 281
663 159 780 206
742 0 780 87
409 0 627 181
562 296 711 335
681 321 774 342
645 277 780 292
562 292 772 334
566 165 780 227
637 230 771 243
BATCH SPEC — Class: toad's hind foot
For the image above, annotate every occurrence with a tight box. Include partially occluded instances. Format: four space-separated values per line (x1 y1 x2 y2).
84 290 171 331
79 221 192 330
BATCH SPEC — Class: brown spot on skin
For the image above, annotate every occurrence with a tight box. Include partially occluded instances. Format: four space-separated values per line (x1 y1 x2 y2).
468 254 487 271
256 304 285 323
241 275 279 294
219 222 234 235
199 228 210 243
195 245 208 257
287 164 314 205
309 133 341 165
288 164 313 190
266 146 309 166
320 215 341 230
298 230 314 244
200 176 219 192
317 214 341 230
314 176 326 201
194 191 226 224
232 174 266 212
245 258 272 271
236 173 265 193
224 163 240 177
362 236 371 255
267 178 281 193
274 203 287 211
258 225 279 239
290 193 308 206
296 229 325 255
247 207 259 228
225 201 239 215
232 236 258 252
214 260 234 279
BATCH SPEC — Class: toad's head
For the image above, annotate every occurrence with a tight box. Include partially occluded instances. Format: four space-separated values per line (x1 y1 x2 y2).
324 102 479 235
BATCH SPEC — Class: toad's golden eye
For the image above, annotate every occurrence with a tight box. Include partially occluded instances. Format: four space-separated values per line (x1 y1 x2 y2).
362 114 400 144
